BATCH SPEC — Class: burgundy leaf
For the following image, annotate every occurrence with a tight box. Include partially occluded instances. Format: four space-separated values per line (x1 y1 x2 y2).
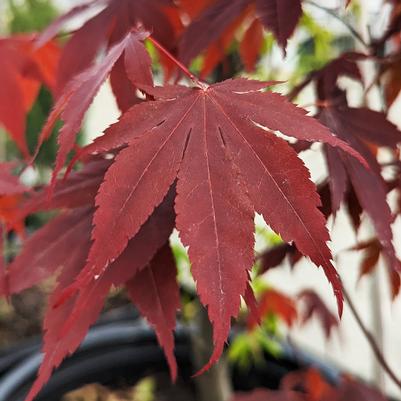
255 0 302 50
36 31 151 187
298 289 339 339
68 78 366 372
26 188 175 401
5 207 92 296
127 243 180 379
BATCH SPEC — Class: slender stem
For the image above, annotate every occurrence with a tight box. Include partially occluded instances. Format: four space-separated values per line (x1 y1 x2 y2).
147 35 204 88
304 0 369 48
343 285 401 391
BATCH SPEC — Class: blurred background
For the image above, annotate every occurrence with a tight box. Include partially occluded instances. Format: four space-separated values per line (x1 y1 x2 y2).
0 0 401 399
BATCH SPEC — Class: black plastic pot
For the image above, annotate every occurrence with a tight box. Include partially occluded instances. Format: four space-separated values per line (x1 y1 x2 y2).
0 306 339 401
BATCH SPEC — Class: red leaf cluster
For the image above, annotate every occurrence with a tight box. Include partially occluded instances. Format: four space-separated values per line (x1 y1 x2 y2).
1 2 401 400
0 36 60 158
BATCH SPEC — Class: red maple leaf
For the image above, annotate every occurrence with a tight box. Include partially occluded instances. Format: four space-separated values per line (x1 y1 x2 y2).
6 179 177 401
247 288 298 329
179 0 303 69
292 55 401 274
351 239 401 299
298 290 339 340
0 36 60 158
36 0 180 100
56 76 368 373
35 30 152 187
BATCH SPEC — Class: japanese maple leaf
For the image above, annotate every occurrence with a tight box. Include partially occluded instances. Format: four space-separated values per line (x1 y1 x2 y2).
247 288 297 329
6 181 177 401
62 77 367 372
179 0 303 66
35 30 152 186
37 0 179 99
351 239 401 299
298 290 339 340
20 156 112 217
0 36 60 158
319 99 400 273
292 55 401 274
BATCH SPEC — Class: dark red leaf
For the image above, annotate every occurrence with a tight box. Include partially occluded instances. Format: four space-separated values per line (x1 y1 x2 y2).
179 0 250 66
36 0 176 93
127 243 180 379
255 0 302 50
26 188 175 401
248 289 297 329
258 243 294 274
325 376 388 401
5 207 92 296
21 156 111 216
298 290 339 339
319 107 399 273
243 281 260 326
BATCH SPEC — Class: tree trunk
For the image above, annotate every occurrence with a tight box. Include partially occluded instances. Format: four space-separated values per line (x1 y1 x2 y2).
190 300 233 401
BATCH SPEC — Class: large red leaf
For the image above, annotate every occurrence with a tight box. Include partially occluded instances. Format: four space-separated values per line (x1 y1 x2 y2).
126 243 180 379
67 78 366 371
26 189 176 401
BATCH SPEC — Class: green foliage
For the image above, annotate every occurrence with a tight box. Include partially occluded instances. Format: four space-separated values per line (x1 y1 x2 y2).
228 327 282 370
7 0 57 34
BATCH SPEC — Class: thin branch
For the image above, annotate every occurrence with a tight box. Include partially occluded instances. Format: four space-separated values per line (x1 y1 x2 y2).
343 285 401 391
304 0 369 48
147 35 205 88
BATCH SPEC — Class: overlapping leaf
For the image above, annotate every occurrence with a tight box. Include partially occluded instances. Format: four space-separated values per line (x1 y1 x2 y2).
179 0 303 68
0 36 60 157
35 30 152 186
248 289 297 329
21 186 176 401
298 290 339 339
351 239 401 299
293 55 401 273
36 0 179 94
126 243 180 379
